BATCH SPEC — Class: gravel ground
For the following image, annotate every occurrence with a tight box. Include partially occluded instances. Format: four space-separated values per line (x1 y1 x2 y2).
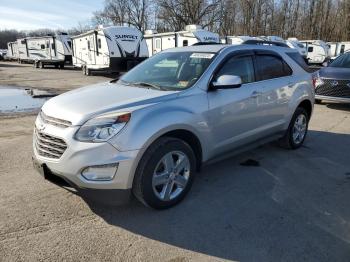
0 61 350 261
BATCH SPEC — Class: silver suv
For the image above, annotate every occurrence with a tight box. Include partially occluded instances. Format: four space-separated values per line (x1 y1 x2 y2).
33 44 314 209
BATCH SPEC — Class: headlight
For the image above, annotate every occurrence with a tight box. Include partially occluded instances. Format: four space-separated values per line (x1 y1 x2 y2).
75 112 131 142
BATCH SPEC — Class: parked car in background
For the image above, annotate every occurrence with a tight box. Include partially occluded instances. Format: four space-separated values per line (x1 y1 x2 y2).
314 51 350 103
32 44 314 209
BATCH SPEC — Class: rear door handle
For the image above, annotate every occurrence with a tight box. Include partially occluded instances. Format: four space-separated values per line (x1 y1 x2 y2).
251 91 262 98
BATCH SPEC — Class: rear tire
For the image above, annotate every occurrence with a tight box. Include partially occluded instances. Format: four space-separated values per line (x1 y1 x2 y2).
279 107 309 149
133 137 196 209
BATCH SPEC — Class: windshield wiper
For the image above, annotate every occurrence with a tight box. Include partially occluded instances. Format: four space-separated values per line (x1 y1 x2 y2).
131 82 164 90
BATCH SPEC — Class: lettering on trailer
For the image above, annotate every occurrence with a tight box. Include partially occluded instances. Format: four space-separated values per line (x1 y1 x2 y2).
203 36 218 42
115 35 138 42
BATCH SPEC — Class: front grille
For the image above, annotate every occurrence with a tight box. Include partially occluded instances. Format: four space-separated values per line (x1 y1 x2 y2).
39 111 72 128
316 78 350 98
34 129 67 159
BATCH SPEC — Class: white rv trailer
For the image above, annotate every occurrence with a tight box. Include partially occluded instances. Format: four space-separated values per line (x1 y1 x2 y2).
223 36 261 45
16 33 72 68
260 36 307 58
327 42 350 59
144 25 220 56
6 41 18 60
286 38 307 58
17 38 29 62
72 26 148 75
301 40 331 64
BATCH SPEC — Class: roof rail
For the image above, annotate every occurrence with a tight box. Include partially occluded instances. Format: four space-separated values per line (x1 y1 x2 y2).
192 42 221 46
243 40 289 48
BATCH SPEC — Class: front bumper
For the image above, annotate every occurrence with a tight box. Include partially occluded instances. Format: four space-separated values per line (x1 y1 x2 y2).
32 117 140 203
32 157 131 205
315 95 350 103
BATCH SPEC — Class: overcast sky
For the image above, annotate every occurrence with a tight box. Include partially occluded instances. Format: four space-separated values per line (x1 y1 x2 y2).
0 0 104 30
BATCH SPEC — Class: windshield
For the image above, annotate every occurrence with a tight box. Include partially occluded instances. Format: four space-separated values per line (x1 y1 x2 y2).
120 51 215 90
329 53 350 68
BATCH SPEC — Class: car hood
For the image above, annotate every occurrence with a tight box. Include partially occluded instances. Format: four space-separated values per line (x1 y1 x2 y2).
42 82 179 125
319 67 350 80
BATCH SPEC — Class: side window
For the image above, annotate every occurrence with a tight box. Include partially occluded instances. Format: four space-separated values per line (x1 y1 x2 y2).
98 39 102 49
183 40 188 46
255 55 292 81
286 52 312 73
51 43 55 50
308 46 314 52
215 56 255 84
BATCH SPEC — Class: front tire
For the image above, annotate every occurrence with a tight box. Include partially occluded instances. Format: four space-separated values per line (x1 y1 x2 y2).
279 107 309 149
133 137 196 209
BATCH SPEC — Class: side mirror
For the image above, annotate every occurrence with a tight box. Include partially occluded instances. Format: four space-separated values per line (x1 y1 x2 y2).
211 75 242 89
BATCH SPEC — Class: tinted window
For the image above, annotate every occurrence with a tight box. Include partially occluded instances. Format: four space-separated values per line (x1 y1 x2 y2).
51 43 55 50
183 40 188 46
308 46 314 52
216 56 255 83
286 52 313 72
256 55 292 80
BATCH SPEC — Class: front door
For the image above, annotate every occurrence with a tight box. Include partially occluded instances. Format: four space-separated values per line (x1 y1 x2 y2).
207 51 264 156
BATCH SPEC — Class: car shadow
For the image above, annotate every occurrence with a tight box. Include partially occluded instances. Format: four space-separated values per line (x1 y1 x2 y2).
0 62 22 68
324 102 350 112
83 130 350 261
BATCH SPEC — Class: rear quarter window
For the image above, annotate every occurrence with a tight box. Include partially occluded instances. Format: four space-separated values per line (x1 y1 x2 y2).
286 52 313 73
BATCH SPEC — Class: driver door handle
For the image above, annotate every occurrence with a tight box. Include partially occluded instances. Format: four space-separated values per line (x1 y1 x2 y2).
251 91 262 98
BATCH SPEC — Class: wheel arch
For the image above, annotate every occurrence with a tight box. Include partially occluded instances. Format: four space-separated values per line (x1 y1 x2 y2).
297 99 313 119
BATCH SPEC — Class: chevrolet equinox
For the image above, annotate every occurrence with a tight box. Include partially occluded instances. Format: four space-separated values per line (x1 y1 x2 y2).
33 44 315 209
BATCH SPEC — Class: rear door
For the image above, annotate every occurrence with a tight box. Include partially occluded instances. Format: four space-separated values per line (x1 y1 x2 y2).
253 50 293 133
87 35 96 65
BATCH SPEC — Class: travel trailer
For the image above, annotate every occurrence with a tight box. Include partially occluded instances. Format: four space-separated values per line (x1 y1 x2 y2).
17 38 29 62
6 41 18 60
301 40 331 64
16 33 72 68
261 36 307 58
286 38 307 58
144 25 220 56
72 26 148 75
223 36 262 45
328 42 350 59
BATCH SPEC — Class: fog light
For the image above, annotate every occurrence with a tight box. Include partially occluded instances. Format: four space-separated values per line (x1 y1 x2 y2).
81 163 118 181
